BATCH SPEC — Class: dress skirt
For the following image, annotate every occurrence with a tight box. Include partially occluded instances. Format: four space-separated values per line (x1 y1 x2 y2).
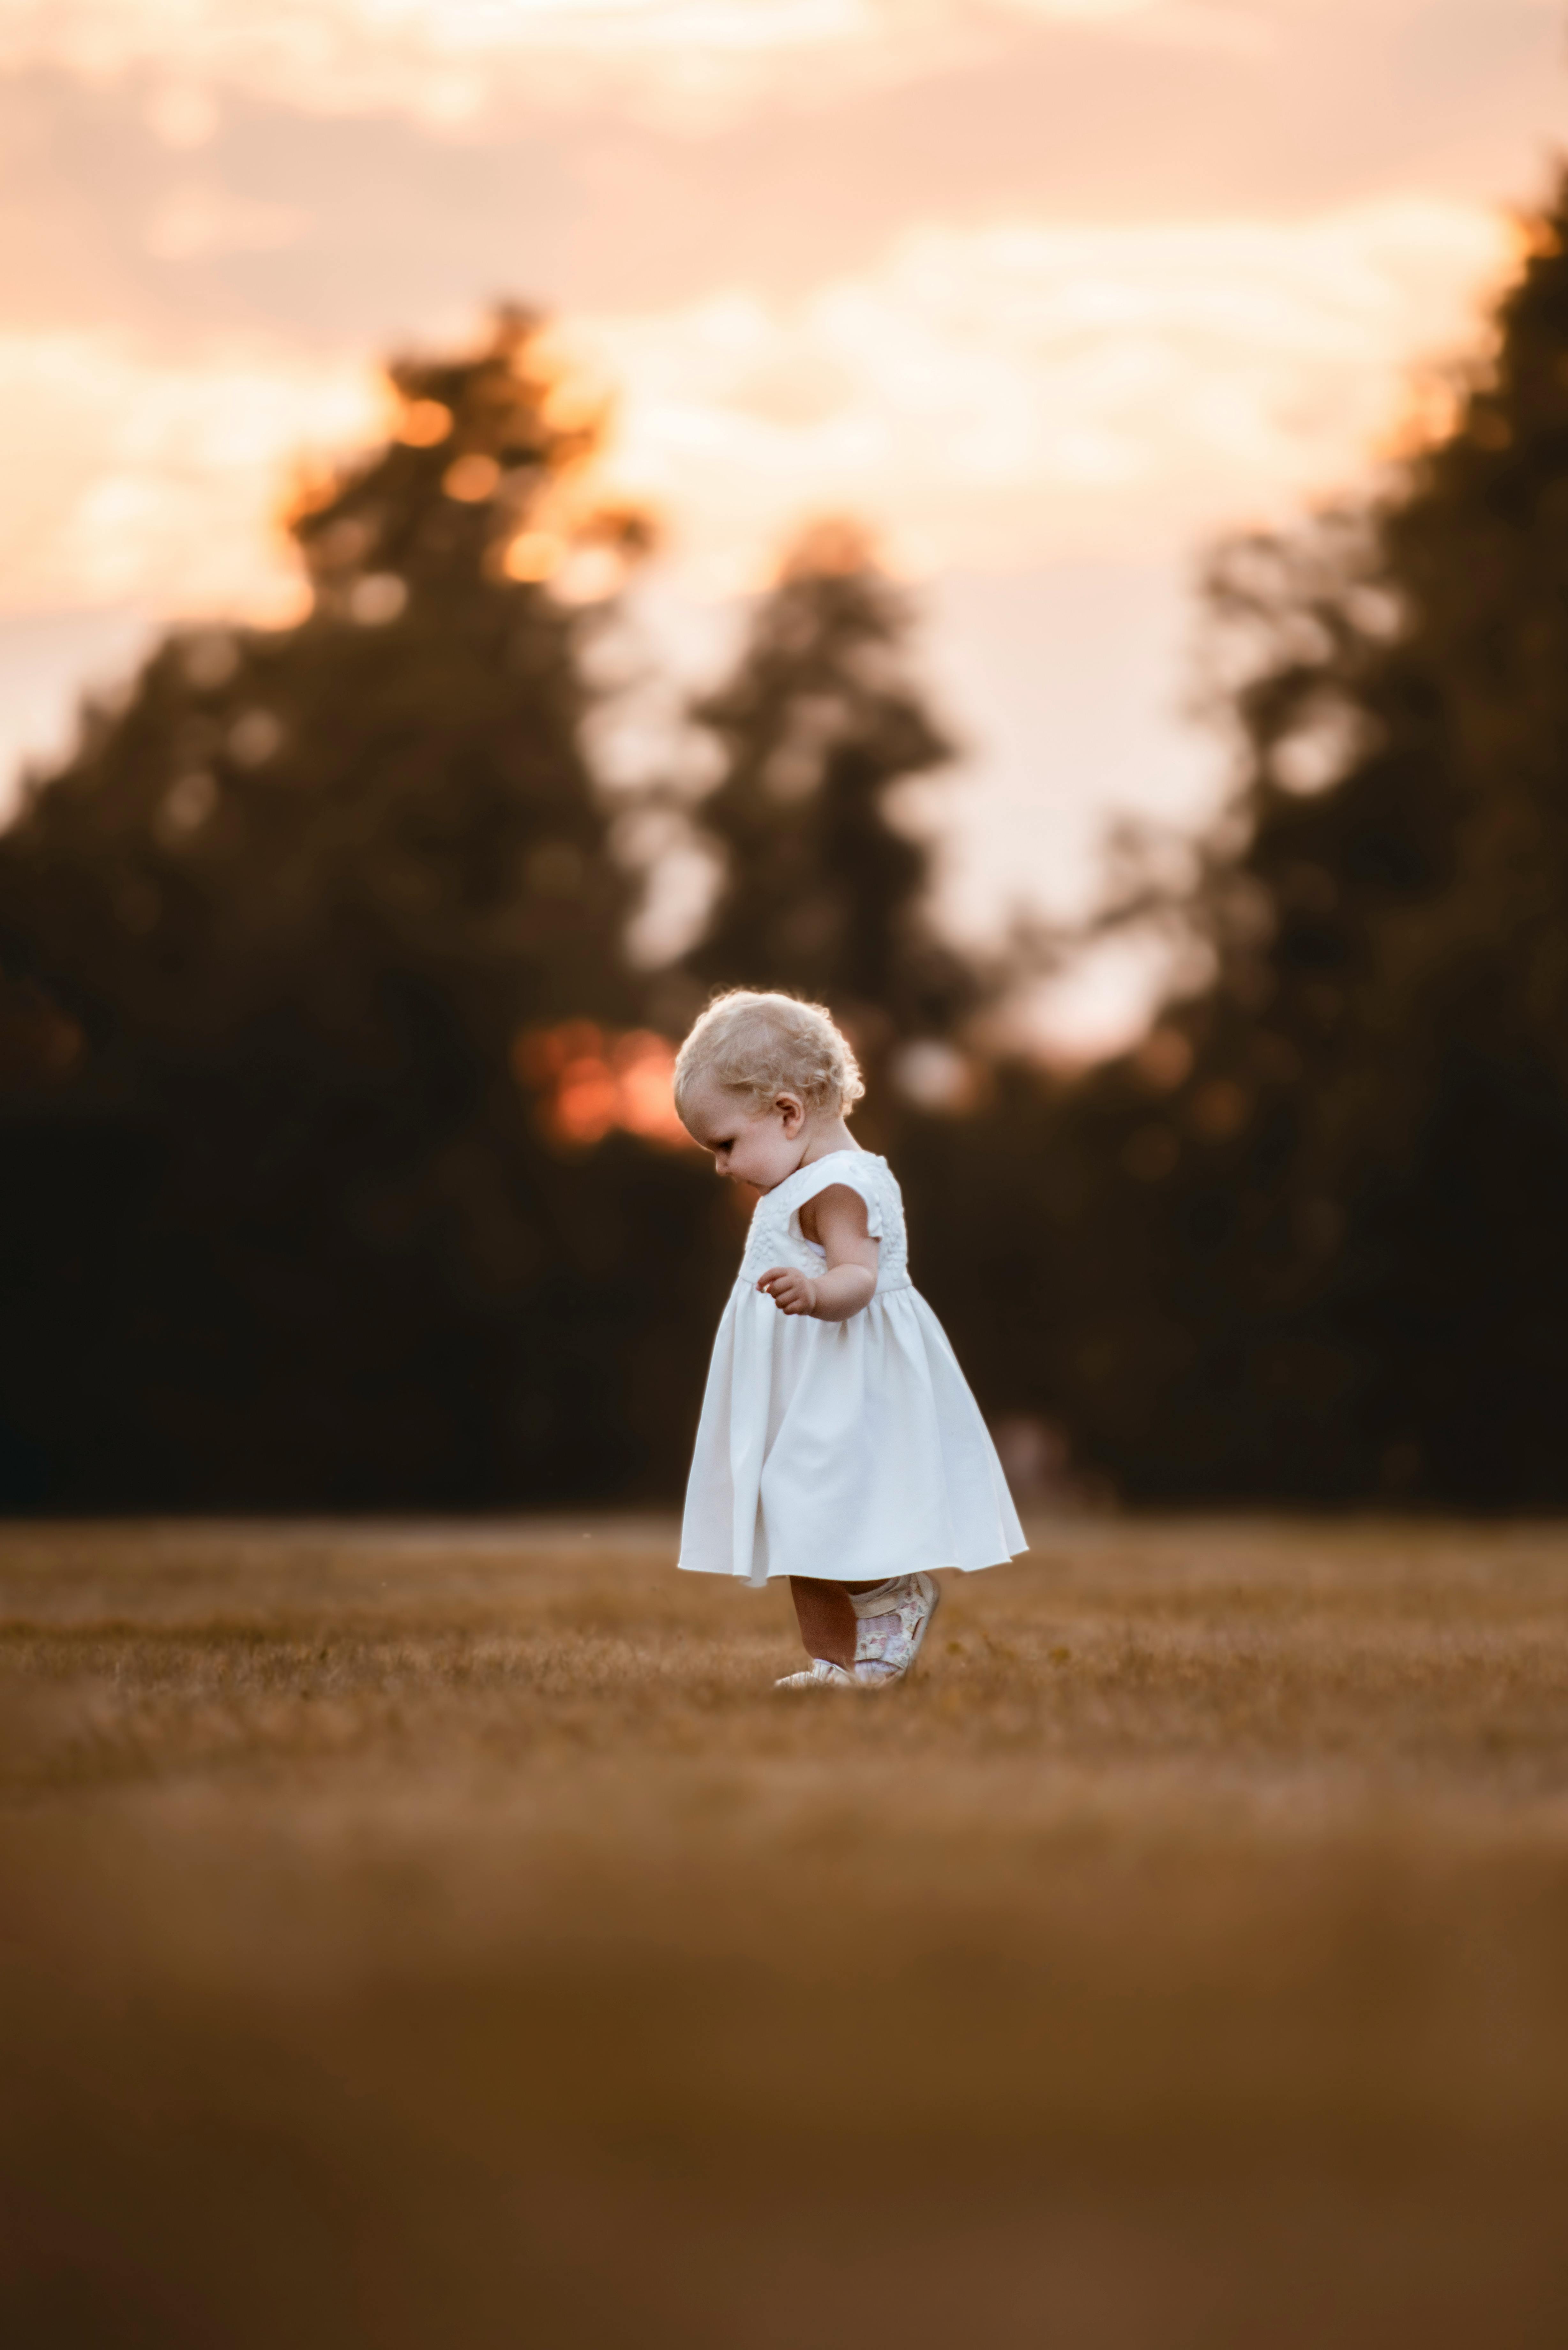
678 1273 1027 1588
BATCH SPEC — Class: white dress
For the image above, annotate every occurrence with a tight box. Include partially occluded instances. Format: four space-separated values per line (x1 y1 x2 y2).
678 1148 1027 1587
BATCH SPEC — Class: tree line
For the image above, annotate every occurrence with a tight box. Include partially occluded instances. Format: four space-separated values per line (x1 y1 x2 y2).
5 180 1568 1511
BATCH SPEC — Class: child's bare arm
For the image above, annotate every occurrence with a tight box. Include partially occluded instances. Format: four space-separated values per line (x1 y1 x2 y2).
757 1184 879 1322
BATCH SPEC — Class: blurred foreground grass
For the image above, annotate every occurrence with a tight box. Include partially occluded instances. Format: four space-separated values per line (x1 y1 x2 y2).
3 1516 1568 2347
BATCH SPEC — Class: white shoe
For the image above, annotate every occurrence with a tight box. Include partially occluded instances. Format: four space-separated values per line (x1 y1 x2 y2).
852 1574 941 1682
776 1654 907 1692
773 1657 882 1691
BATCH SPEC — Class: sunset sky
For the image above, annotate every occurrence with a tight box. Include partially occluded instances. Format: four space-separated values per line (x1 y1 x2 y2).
0 0 1561 1045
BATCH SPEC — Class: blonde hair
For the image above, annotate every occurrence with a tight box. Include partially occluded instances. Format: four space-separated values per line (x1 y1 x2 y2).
674 989 865 1124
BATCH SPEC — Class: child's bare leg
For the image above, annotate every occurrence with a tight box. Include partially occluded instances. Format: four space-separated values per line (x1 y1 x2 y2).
789 1577 879 1668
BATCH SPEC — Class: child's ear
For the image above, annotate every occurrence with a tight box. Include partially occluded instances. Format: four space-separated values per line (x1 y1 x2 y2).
777 1091 806 1137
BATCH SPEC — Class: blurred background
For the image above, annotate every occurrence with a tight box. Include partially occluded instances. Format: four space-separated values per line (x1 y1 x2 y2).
12 21 1568 2346
4 0 1568 1512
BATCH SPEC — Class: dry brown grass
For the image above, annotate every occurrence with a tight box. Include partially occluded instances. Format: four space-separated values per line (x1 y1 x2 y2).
4 1515 1568 2347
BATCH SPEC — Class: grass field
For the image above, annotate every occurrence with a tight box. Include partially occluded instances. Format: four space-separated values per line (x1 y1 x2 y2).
3 1514 1568 2347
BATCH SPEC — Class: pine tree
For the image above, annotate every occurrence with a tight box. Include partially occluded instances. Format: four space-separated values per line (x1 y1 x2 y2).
685 522 976 1100
4 307 640 1054
0 310 714 1507
1043 173 1568 1503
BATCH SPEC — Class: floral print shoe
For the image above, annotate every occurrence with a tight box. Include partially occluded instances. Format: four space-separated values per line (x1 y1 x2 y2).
852 1573 941 1681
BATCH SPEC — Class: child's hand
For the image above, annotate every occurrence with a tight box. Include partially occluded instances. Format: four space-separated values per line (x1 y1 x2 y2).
757 1265 819 1317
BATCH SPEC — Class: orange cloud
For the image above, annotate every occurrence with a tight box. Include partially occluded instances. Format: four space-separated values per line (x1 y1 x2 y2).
584 196 1517 580
0 1 1427 127
0 330 377 619
0 192 1515 619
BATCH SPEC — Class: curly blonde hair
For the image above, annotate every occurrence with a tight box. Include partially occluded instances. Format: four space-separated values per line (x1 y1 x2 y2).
673 989 865 1125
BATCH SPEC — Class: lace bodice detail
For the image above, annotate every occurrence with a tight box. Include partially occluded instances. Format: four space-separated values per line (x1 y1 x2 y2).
736 1150 910 1297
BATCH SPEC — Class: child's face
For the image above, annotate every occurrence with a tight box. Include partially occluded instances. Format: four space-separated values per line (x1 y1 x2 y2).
680 1080 806 1189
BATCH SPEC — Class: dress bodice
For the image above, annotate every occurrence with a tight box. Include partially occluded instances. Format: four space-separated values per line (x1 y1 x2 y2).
736 1150 910 1296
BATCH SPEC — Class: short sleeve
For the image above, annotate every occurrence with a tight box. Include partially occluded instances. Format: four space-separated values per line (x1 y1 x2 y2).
788 1157 885 1241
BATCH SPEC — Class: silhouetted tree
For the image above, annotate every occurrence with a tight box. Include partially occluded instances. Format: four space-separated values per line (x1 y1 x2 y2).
0 309 719 1509
674 521 1070 1421
1039 173 1568 1503
685 522 978 1104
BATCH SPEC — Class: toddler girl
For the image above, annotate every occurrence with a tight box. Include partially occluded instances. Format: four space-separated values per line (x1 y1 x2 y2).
674 988 1026 1687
